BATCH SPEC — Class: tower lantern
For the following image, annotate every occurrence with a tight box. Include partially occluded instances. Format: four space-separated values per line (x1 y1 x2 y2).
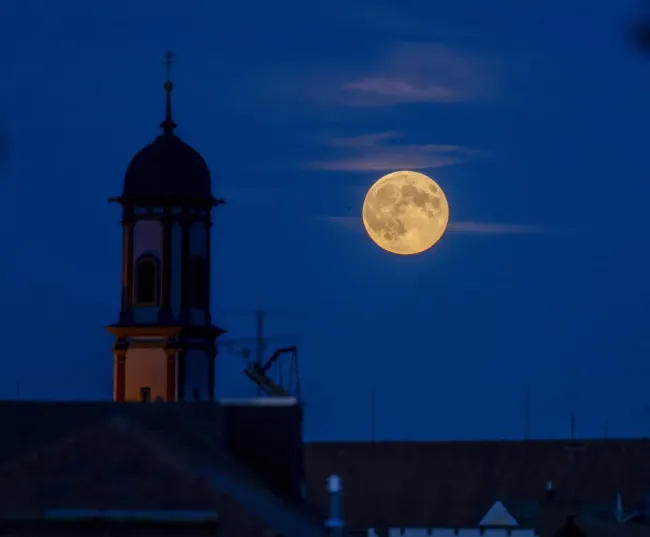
106 52 225 402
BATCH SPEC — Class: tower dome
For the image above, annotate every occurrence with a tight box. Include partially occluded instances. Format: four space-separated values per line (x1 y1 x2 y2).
123 132 211 200
118 59 214 204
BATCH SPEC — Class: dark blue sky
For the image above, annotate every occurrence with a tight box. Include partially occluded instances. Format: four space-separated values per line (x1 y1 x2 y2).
2 0 650 440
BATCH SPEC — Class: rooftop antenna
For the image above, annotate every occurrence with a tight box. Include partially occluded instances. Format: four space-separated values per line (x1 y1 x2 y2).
568 362 578 439
220 309 302 399
370 389 376 442
254 205 266 321
524 382 530 440
253 200 268 374
563 361 584 499
256 309 264 367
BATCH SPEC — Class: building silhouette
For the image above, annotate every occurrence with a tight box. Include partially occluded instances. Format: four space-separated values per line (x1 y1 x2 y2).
105 60 225 403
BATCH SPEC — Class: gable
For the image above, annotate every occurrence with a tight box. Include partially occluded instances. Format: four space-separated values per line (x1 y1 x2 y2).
479 501 519 527
0 401 224 467
0 402 325 537
0 414 219 513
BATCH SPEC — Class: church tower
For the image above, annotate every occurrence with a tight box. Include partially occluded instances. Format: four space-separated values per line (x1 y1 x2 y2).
106 52 225 402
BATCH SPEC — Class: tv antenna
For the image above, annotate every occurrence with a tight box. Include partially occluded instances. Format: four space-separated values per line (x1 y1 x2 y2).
220 309 302 399
370 389 376 442
567 362 579 440
524 382 530 440
563 440 586 499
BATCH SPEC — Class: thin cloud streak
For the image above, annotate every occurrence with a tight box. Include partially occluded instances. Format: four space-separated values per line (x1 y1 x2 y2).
343 77 461 105
318 216 544 236
307 131 481 172
338 43 493 107
250 43 493 114
310 154 461 172
447 221 544 235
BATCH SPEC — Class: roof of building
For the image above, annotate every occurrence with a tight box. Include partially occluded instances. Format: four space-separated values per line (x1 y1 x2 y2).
531 503 650 537
0 401 330 537
304 439 650 531
0 414 221 513
574 519 650 537
119 77 214 203
123 132 212 201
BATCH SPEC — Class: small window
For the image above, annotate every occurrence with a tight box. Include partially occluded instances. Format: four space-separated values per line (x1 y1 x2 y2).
193 388 200 401
135 256 159 305
191 257 206 308
140 387 151 402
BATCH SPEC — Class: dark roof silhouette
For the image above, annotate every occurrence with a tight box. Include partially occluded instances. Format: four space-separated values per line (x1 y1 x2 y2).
553 515 586 537
304 439 650 531
0 414 219 513
123 132 212 200
0 401 329 537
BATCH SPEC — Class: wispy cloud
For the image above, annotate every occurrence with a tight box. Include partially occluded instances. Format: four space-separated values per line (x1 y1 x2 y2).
307 131 481 172
318 216 366 233
447 221 543 235
333 43 492 107
317 216 544 236
252 42 493 115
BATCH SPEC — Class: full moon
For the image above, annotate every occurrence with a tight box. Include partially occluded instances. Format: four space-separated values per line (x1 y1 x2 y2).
362 170 449 255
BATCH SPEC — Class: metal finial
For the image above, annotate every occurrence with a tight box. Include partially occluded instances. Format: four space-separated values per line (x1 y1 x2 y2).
161 51 177 134
164 51 175 81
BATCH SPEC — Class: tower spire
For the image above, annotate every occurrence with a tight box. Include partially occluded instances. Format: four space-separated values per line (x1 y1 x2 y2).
161 51 177 134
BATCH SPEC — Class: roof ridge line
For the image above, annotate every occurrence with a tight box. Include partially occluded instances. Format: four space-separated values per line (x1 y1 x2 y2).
0 413 199 480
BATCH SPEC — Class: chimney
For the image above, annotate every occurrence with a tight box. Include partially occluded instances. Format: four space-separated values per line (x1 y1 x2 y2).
325 474 344 537
546 480 556 501
615 492 624 523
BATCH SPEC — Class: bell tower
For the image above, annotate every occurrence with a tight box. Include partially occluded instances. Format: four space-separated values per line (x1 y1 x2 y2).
106 52 225 402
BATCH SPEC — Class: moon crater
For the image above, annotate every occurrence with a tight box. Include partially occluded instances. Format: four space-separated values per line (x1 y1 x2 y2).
362 170 449 255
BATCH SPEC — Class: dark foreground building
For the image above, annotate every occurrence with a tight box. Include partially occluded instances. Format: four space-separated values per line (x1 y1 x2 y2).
2 403 648 537
303 439 650 536
0 399 331 537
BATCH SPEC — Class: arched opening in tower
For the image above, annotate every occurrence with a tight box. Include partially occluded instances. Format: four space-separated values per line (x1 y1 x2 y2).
135 256 159 305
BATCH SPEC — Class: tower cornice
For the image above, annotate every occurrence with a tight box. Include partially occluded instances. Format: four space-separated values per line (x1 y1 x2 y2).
105 324 225 339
